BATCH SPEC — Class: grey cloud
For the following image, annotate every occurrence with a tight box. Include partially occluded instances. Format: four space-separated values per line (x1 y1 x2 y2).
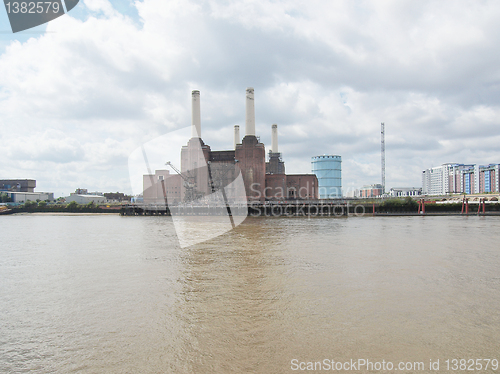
3 0 500 194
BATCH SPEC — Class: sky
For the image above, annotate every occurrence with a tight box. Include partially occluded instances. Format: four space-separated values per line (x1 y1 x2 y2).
1 0 500 197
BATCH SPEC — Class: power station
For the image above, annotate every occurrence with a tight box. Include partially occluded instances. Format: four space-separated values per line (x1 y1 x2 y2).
143 88 318 204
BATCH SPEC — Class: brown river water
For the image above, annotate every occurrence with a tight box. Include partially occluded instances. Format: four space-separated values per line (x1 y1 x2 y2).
1 214 499 373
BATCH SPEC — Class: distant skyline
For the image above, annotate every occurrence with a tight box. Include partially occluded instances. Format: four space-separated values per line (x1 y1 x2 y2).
2 0 500 197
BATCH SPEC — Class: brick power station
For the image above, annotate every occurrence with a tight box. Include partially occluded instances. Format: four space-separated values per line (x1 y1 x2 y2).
143 88 318 204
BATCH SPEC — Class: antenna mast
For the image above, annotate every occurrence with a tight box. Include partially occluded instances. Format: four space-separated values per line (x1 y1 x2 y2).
381 122 385 195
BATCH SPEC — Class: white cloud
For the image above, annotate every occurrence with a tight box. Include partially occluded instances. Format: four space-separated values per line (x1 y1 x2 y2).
84 0 116 16
1 0 500 196
6 129 84 163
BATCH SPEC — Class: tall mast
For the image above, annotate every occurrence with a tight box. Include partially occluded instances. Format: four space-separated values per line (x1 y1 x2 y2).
381 122 385 195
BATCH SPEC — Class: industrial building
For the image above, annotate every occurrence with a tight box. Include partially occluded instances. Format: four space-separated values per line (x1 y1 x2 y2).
63 189 107 204
65 194 107 204
422 163 500 195
3 191 55 203
311 155 342 198
143 88 318 204
0 179 36 193
0 179 55 203
143 170 181 204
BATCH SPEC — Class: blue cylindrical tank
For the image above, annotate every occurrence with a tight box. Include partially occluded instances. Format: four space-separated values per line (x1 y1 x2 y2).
311 155 342 198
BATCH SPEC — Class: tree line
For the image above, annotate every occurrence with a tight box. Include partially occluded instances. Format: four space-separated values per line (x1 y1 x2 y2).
12 201 115 213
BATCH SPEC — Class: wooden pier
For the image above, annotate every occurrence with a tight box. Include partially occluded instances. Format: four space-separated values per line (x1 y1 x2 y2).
120 201 355 217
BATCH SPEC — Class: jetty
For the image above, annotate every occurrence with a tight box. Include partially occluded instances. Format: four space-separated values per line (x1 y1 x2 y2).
120 201 355 217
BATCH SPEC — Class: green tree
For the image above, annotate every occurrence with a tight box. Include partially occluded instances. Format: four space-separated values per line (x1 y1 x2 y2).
66 201 79 212
23 200 37 211
380 197 418 212
0 193 12 203
85 201 96 212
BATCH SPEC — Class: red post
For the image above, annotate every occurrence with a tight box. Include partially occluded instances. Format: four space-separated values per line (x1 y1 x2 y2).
421 199 425 214
461 196 465 214
372 203 375 216
477 198 481 214
465 198 469 214
483 198 486 214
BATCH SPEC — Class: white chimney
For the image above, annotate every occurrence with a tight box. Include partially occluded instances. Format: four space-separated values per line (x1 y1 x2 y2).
192 90 201 138
234 125 240 149
245 87 255 136
271 123 278 153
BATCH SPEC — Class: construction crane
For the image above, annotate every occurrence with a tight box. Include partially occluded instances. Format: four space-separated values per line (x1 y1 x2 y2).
165 161 202 202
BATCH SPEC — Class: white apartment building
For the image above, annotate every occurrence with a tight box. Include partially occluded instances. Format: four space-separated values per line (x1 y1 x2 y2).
422 164 450 195
423 163 499 195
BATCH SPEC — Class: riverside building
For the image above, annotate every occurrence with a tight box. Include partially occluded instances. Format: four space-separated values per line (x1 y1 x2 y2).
143 89 318 204
422 163 500 195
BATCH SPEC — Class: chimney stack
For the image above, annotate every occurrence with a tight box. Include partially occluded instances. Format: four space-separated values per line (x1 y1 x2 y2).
191 90 201 138
271 124 278 153
245 87 255 136
234 125 240 149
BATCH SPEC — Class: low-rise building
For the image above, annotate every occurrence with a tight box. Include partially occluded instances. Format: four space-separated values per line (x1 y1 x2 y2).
5 191 55 203
264 174 318 200
65 194 107 204
143 170 182 204
360 184 383 198
1 179 55 202
389 187 422 197
0 179 36 192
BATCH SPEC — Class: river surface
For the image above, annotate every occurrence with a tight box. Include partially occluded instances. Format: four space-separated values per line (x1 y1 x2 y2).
1 214 499 373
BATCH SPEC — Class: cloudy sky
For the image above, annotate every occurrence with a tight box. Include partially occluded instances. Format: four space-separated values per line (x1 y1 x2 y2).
1 0 500 197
